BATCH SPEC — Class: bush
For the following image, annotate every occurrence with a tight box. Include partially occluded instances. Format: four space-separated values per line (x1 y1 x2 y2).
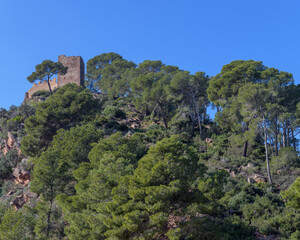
31 90 50 98
0 150 20 181
0 207 35 240
274 208 300 239
271 147 300 174
145 125 167 143
282 177 300 209
290 230 300 240
6 116 24 132
103 105 126 119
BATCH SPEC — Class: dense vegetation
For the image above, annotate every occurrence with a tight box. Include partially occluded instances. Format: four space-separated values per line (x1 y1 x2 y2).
0 53 299 239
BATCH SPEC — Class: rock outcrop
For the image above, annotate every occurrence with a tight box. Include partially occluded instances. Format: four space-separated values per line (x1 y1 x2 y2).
13 167 30 186
10 191 37 210
0 131 21 155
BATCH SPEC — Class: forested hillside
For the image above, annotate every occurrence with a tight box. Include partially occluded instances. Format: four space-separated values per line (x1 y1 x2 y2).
0 53 299 240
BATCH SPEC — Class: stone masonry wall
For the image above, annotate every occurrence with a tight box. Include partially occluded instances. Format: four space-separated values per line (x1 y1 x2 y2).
26 78 58 99
57 55 85 87
25 55 85 100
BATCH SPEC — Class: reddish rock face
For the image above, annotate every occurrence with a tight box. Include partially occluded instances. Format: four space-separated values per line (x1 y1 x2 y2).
7 132 14 148
1 132 21 155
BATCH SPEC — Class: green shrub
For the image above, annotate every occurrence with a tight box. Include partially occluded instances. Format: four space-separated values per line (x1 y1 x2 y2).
103 105 126 119
0 150 20 181
0 207 35 240
290 230 300 240
31 90 50 97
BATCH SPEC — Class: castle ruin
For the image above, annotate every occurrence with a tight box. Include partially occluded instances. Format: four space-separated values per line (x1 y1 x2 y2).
25 55 85 99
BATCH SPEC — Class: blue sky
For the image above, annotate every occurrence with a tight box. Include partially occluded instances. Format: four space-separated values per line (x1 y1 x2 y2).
0 0 300 114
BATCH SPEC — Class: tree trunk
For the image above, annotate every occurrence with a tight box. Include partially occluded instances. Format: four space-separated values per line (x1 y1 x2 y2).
47 79 53 95
242 124 249 158
191 122 195 136
145 106 150 117
287 127 290 147
192 95 202 139
163 116 168 129
283 123 286 148
202 105 207 125
275 120 279 156
263 115 272 184
292 129 296 149
191 113 195 137
242 140 248 157
46 199 53 237
158 102 168 129
197 110 202 139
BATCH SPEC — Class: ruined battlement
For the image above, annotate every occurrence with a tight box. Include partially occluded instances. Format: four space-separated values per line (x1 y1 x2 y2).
27 78 58 99
25 55 85 100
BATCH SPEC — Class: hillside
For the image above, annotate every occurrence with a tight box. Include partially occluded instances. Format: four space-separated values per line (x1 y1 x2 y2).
0 53 299 240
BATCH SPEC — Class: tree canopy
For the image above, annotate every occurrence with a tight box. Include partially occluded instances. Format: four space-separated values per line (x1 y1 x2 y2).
27 60 67 94
1 53 299 240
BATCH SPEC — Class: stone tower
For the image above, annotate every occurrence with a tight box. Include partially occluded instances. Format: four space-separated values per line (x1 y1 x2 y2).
57 55 85 87
24 55 85 100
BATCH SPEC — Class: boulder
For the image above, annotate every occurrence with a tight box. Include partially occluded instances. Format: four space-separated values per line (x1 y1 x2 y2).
252 174 267 183
7 132 15 149
230 170 237 178
1 132 21 155
10 191 37 210
205 138 213 146
240 162 256 171
10 195 26 210
247 163 256 168
13 167 30 186
247 177 254 184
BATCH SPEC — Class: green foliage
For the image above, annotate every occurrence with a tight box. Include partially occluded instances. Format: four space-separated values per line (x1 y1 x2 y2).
21 84 100 157
30 124 102 238
101 136 208 239
271 148 300 189
290 231 300 240
27 59 67 94
271 147 300 173
57 132 148 239
145 125 168 143
31 123 102 199
207 60 265 107
0 208 35 240
100 59 136 98
86 52 124 92
32 90 51 98
1 54 300 239
0 103 35 141
242 195 282 234
168 71 210 137
130 61 178 128
0 150 20 181
103 105 126 119
33 200 65 240
198 169 229 201
273 208 300 239
282 177 300 209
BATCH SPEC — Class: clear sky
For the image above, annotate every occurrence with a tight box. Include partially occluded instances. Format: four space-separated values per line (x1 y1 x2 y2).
0 0 299 111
